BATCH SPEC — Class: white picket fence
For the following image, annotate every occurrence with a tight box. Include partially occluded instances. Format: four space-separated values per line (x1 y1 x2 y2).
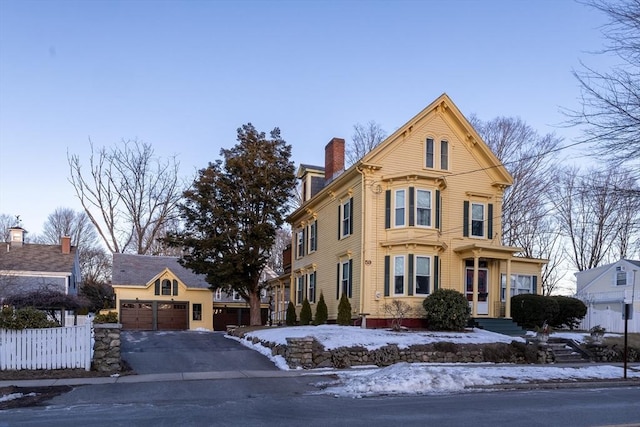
0 322 93 371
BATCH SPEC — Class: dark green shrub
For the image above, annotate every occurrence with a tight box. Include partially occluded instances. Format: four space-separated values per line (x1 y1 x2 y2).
422 289 470 331
549 296 587 330
337 292 352 326
314 292 328 325
0 307 58 330
94 311 119 324
299 299 312 325
511 294 559 329
285 301 297 326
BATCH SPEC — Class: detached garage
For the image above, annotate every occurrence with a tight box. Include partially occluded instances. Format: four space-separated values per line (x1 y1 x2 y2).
120 301 189 331
112 254 213 331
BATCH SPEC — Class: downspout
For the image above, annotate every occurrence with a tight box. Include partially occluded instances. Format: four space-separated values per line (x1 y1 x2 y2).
357 166 366 323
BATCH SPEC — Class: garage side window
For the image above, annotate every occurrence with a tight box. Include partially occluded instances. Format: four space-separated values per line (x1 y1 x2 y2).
193 303 202 321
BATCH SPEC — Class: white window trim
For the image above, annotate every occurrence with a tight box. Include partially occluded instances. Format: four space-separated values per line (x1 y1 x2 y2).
501 273 534 301
470 202 485 238
341 199 352 238
296 229 304 258
308 221 317 253
394 255 405 296
394 189 406 228
341 260 350 296
308 271 316 303
414 255 431 295
415 188 432 228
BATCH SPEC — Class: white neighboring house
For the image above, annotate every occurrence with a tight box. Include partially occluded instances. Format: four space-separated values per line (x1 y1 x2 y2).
575 259 640 333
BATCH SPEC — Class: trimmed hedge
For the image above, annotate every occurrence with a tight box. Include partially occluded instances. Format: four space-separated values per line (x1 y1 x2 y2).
550 296 587 330
337 292 352 326
0 307 58 330
314 292 328 325
286 301 297 326
511 294 559 329
422 289 470 331
299 299 312 325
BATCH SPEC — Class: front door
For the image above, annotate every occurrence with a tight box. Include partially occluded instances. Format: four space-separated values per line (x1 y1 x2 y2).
466 267 489 315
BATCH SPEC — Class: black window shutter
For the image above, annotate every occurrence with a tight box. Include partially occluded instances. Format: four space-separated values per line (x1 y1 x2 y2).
487 203 494 239
349 197 354 235
348 259 353 298
154 279 160 295
303 275 307 301
384 255 390 296
172 280 178 296
463 201 469 237
408 187 415 227
385 190 391 229
336 263 340 299
408 254 414 296
315 221 318 251
434 256 439 291
301 228 306 256
435 190 441 229
338 204 341 239
532 276 538 295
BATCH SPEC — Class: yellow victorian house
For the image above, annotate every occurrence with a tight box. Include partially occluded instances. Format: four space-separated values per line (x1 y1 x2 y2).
288 93 546 328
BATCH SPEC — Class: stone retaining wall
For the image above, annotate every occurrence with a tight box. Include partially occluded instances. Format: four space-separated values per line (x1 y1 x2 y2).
93 323 122 372
232 329 543 369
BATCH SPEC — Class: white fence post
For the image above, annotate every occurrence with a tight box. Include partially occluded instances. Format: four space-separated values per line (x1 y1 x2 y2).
0 322 93 371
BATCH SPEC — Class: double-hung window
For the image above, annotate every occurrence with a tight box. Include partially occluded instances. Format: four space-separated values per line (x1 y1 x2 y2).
426 138 434 168
337 260 353 298
501 274 536 300
394 256 405 295
395 190 406 227
296 276 305 304
308 271 316 303
193 303 202 321
471 203 485 237
340 198 353 239
296 229 305 258
616 266 627 286
440 140 449 170
308 221 317 253
416 189 431 227
415 256 430 295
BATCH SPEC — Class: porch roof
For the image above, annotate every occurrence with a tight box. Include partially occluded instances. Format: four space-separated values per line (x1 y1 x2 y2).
453 242 523 260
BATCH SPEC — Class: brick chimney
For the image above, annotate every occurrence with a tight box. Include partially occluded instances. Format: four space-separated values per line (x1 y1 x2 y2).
61 236 71 254
325 137 345 183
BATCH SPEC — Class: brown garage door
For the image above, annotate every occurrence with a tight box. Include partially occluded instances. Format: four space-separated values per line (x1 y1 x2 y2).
120 302 153 330
157 303 188 330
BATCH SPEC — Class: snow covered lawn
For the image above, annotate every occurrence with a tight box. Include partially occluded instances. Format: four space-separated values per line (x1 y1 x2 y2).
229 325 640 397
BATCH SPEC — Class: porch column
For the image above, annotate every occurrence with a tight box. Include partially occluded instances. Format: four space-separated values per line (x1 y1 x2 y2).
505 259 512 318
472 254 479 317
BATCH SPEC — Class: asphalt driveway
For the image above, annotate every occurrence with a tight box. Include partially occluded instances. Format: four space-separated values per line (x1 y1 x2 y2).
121 330 278 374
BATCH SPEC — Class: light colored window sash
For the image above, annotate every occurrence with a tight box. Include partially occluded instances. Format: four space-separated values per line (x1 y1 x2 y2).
394 255 405 295
395 189 405 227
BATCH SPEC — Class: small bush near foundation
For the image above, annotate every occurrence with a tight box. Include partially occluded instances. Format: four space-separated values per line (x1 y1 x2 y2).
337 292 352 326
511 294 559 329
94 312 118 323
299 299 312 325
314 293 328 325
422 289 470 331
0 307 58 329
286 301 297 326
549 296 587 330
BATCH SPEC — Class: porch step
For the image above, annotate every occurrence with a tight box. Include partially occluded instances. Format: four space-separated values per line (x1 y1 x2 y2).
472 318 527 337
546 339 591 364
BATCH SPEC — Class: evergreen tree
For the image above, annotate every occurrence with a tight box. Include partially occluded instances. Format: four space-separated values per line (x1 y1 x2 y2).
314 292 328 325
286 301 297 326
337 292 352 326
299 298 312 325
164 124 296 325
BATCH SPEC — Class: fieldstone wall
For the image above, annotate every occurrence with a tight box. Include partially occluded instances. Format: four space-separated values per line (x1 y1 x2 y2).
230 329 540 369
93 323 122 372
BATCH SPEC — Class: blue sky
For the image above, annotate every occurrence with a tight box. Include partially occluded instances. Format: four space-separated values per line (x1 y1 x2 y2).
0 0 609 236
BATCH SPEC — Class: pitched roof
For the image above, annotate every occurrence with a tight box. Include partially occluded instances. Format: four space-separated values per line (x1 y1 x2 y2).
112 253 280 289
112 253 210 288
0 243 77 274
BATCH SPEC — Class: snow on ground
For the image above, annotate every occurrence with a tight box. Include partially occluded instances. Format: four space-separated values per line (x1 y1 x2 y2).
229 325 640 397
0 392 36 403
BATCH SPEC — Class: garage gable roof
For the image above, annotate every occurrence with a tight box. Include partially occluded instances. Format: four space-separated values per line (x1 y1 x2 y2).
112 253 210 289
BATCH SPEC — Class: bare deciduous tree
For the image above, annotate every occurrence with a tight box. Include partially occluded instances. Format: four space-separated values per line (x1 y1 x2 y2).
551 166 639 271
470 116 564 293
68 139 184 254
267 227 291 274
566 0 640 165
40 207 99 250
346 121 387 167
382 300 413 331
0 214 16 242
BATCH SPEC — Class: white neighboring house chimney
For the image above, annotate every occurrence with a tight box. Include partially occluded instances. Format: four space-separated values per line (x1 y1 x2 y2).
8 226 26 249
